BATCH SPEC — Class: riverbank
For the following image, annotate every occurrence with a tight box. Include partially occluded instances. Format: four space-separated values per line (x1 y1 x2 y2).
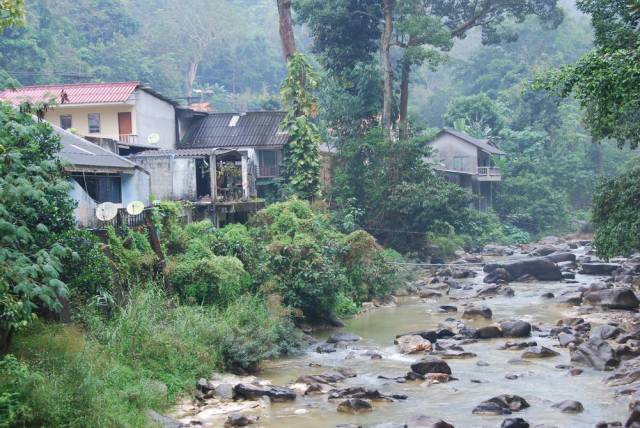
166 237 640 427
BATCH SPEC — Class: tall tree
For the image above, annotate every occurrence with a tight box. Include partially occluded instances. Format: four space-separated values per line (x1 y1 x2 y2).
0 0 24 30
381 0 395 132
276 0 297 59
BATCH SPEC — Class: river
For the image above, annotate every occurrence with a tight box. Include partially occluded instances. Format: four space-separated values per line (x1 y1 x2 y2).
174 247 630 427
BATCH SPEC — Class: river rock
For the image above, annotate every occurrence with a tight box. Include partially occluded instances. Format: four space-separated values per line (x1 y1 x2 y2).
484 258 563 281
521 346 560 358
473 394 530 415
337 398 372 413
551 400 584 413
483 245 515 256
476 283 515 297
580 263 621 275
147 410 184 428
316 342 337 353
501 418 530 428
501 341 537 350
224 414 258 427
570 337 619 370
396 334 433 354
592 325 623 340
410 356 452 375
500 320 532 338
474 326 503 339
438 305 458 313
233 383 296 402
463 306 492 320
557 290 583 305
483 268 511 284
396 330 438 343
327 332 361 343
545 252 577 263
530 246 558 256
558 333 578 347
583 288 639 310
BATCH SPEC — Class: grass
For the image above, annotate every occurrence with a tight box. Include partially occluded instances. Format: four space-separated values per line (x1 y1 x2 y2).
2 284 302 427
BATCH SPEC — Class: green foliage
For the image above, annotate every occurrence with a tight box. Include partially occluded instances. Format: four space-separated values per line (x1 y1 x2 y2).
592 161 640 258
0 354 36 426
0 0 24 30
106 227 159 289
0 103 75 340
444 93 505 137
58 230 112 300
280 53 322 199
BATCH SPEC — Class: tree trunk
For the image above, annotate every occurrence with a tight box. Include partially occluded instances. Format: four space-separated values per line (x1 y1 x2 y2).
398 57 411 139
277 0 297 60
185 59 199 98
381 0 395 135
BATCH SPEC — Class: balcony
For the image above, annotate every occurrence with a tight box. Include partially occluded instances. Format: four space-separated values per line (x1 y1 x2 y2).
477 166 501 181
118 134 138 145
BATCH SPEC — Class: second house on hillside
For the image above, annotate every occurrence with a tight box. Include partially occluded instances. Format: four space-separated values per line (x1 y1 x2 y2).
427 128 506 210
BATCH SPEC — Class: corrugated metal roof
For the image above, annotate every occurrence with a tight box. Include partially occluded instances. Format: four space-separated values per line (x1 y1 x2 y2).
438 128 506 156
53 125 139 170
179 111 288 149
0 81 140 105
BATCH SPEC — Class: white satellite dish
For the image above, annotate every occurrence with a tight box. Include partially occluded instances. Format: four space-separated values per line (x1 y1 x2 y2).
126 200 145 215
147 133 160 144
96 202 118 221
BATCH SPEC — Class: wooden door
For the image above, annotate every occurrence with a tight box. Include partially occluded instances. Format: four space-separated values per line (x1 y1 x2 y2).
118 112 132 142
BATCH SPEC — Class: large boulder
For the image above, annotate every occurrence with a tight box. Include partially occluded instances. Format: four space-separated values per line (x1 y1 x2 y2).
544 252 577 263
570 337 619 371
521 346 559 359
410 356 452 375
396 334 433 354
583 288 639 310
501 418 530 428
500 320 532 338
396 330 438 343
551 400 584 413
484 258 562 281
233 384 296 402
580 263 621 275
474 326 503 339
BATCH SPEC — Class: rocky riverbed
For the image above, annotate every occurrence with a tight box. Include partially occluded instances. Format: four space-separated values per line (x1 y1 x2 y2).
167 237 640 428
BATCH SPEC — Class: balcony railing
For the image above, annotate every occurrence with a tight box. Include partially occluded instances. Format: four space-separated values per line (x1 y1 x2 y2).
477 166 501 177
118 134 138 145
258 164 280 178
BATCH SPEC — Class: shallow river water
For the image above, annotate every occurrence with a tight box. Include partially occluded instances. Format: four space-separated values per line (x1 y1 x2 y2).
252 264 628 427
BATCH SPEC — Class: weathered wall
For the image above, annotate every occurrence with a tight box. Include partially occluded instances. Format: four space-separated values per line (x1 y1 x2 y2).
133 89 176 150
69 179 100 228
121 168 151 206
128 156 196 201
428 133 478 173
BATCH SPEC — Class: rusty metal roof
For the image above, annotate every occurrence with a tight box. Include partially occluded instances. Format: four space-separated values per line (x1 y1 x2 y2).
0 81 141 105
179 111 288 149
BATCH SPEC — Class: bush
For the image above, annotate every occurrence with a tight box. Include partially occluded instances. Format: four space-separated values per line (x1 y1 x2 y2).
592 162 640 258
167 247 251 306
58 230 113 300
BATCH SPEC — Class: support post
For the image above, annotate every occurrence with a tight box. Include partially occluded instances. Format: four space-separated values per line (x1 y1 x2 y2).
241 154 249 200
209 154 217 201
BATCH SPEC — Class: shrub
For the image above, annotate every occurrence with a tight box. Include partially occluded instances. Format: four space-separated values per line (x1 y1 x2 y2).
58 230 113 299
167 242 251 306
592 162 640 258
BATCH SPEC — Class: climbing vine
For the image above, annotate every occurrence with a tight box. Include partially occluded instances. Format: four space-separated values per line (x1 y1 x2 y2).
279 52 321 200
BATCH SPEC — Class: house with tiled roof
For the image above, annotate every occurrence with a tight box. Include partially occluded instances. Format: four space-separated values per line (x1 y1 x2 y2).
426 128 506 210
0 81 178 154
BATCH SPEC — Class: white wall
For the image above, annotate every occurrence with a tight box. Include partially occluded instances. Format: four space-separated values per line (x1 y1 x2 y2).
121 168 151 206
133 89 176 150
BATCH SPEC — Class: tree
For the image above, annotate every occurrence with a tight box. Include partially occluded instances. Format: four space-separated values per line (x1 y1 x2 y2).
443 93 505 137
279 53 322 199
276 0 296 59
0 103 75 352
0 0 24 30
591 161 640 259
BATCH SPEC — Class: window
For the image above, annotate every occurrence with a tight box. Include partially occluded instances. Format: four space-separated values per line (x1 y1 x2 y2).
71 173 122 203
60 115 72 130
88 113 101 133
258 150 280 177
452 156 466 171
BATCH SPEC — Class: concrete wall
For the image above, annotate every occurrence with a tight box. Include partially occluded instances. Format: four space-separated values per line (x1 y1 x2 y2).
128 156 197 201
45 105 133 141
121 168 151 206
70 179 100 228
133 89 176 150
428 133 478 173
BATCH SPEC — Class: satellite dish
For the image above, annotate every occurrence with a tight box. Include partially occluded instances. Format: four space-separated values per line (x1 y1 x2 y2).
126 200 145 215
147 133 160 144
96 202 118 221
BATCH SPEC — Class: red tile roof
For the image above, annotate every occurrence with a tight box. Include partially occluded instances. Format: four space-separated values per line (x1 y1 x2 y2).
0 81 141 105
